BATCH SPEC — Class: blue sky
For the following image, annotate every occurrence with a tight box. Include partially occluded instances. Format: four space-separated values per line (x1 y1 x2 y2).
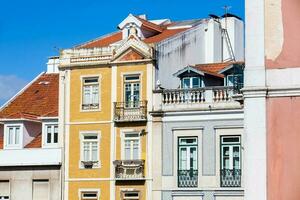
0 0 244 106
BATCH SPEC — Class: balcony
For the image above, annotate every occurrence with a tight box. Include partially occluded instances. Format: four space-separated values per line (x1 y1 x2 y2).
153 86 243 112
114 101 147 122
178 169 198 187
220 169 242 187
113 159 145 180
0 148 61 167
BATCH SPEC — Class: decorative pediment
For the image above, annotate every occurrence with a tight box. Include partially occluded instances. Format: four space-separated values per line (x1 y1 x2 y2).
112 31 153 62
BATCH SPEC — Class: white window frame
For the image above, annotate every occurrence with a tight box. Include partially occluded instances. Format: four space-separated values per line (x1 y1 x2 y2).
42 123 59 148
79 131 101 169
121 130 141 160
121 190 140 200
0 180 10 200
78 189 100 200
124 74 141 108
81 76 101 112
4 123 23 149
181 77 201 89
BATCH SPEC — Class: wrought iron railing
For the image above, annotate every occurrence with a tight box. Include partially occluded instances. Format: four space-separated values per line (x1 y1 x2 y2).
220 169 242 187
114 101 147 122
113 160 145 179
178 169 198 187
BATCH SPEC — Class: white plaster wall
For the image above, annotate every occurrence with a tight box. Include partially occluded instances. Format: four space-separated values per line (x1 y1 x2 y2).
0 168 61 200
156 23 207 89
221 17 245 61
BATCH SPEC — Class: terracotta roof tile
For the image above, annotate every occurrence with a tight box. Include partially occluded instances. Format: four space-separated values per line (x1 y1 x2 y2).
25 133 42 148
143 28 188 43
0 73 59 120
193 61 244 78
77 32 123 49
136 17 164 33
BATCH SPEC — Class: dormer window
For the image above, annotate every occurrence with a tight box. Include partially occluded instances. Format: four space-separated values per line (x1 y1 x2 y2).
45 124 58 145
4 124 23 149
182 77 201 89
226 74 243 88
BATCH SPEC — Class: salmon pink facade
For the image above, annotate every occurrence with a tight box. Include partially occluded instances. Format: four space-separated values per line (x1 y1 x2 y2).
244 0 300 200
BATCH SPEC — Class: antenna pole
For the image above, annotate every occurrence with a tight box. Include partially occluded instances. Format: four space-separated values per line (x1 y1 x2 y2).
222 5 232 29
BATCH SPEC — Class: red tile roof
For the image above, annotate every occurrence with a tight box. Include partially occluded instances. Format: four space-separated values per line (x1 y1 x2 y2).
77 32 123 49
25 133 42 148
193 61 244 78
136 17 164 33
0 73 59 120
144 28 188 43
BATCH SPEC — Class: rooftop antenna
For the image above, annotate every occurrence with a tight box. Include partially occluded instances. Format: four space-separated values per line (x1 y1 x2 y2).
222 5 232 30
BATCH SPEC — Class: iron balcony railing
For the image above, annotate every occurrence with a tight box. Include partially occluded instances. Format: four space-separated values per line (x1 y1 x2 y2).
113 159 145 180
178 169 198 187
220 169 242 187
114 101 147 122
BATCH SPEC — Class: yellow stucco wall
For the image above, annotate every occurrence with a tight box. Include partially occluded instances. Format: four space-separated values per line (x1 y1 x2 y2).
67 63 149 199
116 64 147 102
69 181 110 200
70 67 112 122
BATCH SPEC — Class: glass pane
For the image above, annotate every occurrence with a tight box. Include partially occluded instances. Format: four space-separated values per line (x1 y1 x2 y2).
223 137 240 143
92 85 99 104
124 140 131 160
223 157 230 169
83 86 91 104
133 140 139 159
15 127 20 144
192 77 200 88
179 147 187 170
91 142 98 161
83 142 90 161
227 75 234 86
190 147 197 170
233 146 240 169
182 78 190 89
8 128 14 144
54 126 58 143
47 126 52 143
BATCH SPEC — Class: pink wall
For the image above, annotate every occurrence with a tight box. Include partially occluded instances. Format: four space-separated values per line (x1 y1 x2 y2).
266 0 300 68
267 97 300 200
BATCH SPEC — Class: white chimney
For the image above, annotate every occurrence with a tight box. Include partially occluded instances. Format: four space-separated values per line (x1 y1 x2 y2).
204 19 222 63
138 14 147 20
47 56 59 73
221 16 244 61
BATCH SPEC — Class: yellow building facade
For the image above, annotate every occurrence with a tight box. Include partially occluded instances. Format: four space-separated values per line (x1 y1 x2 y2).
59 29 155 200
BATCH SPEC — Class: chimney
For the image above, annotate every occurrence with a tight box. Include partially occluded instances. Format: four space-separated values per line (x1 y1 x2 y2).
138 14 147 20
47 56 60 73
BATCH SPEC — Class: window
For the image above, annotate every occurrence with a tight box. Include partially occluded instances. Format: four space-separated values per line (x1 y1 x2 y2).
226 74 243 88
178 137 198 187
81 133 99 168
122 191 139 200
32 180 49 200
220 136 242 187
182 77 201 89
123 133 140 160
5 126 21 148
0 181 9 200
45 124 58 145
124 75 140 108
81 191 99 200
82 77 99 110
221 136 241 170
